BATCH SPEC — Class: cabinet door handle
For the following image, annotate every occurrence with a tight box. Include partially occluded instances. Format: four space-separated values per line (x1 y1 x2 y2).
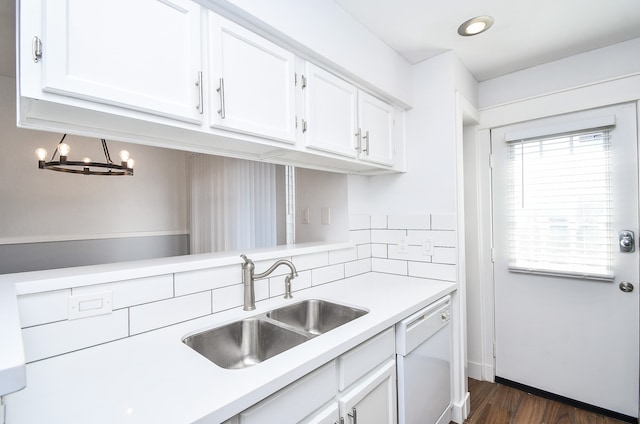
362 130 370 155
302 119 308 133
216 77 226 119
347 407 357 424
195 71 203 115
32 35 43 63
355 128 362 153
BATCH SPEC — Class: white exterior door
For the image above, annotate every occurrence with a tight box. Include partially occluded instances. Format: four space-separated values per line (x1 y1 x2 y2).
491 103 639 418
209 13 296 144
42 0 202 123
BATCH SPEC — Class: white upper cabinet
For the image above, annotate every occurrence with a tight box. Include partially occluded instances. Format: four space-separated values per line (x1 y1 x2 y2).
209 13 297 144
40 0 203 123
357 91 395 166
303 62 359 158
301 63 396 167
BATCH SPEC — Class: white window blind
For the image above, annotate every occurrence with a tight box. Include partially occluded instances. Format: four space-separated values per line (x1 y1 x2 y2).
189 155 277 254
506 128 614 280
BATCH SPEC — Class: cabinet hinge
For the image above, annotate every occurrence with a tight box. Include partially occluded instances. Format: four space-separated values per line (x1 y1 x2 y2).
493 342 496 358
295 115 298 129
32 35 43 63
490 247 495 263
294 73 297 87
489 153 494 169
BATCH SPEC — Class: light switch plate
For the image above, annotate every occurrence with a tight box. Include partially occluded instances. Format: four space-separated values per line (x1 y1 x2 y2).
68 291 113 320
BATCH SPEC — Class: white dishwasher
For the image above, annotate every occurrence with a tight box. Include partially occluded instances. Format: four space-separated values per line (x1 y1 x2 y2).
396 295 452 424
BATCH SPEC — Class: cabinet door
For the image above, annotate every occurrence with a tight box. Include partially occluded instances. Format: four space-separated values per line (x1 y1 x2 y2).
209 14 296 144
303 62 358 158
339 359 397 424
300 402 341 424
357 91 395 166
42 0 202 123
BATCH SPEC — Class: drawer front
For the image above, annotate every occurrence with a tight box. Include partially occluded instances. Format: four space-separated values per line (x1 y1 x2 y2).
338 327 395 391
240 361 337 424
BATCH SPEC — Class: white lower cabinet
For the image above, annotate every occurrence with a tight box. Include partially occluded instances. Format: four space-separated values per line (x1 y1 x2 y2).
236 327 397 424
338 359 397 424
302 360 397 424
239 361 337 424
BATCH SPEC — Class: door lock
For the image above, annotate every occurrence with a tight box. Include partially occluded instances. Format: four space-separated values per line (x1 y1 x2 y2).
619 230 635 253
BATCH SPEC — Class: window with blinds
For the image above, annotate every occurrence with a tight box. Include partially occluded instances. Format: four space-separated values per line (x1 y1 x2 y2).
506 128 614 280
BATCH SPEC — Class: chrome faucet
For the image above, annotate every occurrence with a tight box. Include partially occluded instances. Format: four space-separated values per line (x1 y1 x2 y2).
240 254 298 311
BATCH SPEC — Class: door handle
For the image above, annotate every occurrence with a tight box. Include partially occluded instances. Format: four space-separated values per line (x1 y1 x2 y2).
619 230 635 253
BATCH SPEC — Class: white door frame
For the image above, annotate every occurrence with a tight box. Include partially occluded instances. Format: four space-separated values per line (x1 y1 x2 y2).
466 74 640 386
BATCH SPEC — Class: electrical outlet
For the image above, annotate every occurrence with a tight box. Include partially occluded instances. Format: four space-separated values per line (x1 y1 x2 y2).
398 235 408 253
422 240 433 256
302 207 310 224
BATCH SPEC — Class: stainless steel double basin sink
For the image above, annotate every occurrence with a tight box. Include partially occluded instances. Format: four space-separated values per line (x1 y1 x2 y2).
182 299 368 369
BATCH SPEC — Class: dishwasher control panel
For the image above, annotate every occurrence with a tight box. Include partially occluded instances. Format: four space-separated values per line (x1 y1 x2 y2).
396 295 451 356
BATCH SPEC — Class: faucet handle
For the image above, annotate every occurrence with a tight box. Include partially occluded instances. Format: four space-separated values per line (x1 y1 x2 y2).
240 254 250 264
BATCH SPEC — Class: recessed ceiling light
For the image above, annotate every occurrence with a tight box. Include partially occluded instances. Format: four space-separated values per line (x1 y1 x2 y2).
457 15 494 36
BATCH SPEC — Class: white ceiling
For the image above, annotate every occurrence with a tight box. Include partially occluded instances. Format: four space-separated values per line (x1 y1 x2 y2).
333 0 640 81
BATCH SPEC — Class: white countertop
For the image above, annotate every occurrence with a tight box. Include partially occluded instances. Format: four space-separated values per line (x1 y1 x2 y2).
5 273 455 424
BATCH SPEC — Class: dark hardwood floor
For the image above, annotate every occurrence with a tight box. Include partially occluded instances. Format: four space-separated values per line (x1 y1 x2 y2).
453 378 632 424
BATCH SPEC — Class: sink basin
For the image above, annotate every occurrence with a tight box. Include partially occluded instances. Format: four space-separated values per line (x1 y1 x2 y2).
183 319 311 369
267 299 368 335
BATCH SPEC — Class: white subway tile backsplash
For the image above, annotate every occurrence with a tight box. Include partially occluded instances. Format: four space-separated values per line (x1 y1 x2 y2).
388 214 430 230
370 229 406 244
349 214 370 230
431 213 456 230
370 214 388 229
293 270 312 292
357 243 371 259
433 247 457 264
371 244 388 258
16 219 458 364
345 258 371 277
73 275 173 309
328 247 358 264
388 245 432 263
129 292 211 335
407 230 457 247
408 262 457 281
174 265 241 296
18 289 70 328
312 264 345 286
371 258 408 275
212 284 243 312
22 309 129 362
254 279 270 302
349 229 371 245
292 252 329 270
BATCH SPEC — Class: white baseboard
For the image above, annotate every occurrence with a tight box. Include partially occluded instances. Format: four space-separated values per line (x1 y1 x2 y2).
467 360 483 380
451 391 470 423
467 360 495 382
